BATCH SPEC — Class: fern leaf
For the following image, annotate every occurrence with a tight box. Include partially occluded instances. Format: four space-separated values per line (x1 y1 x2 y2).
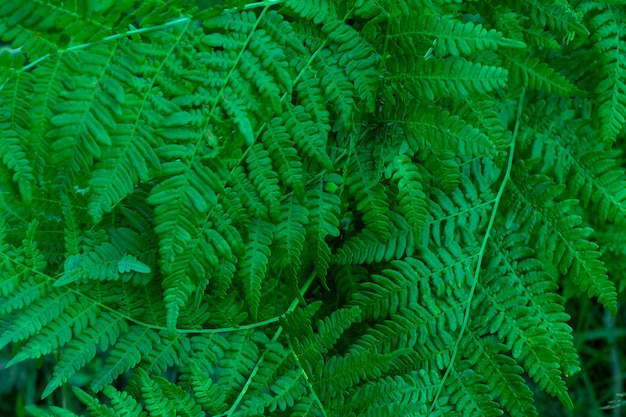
385 155 428 238
5 296 99 367
0 292 75 351
590 7 626 142
71 387 118 417
318 18 379 113
102 385 147 417
344 150 391 241
153 375 204 417
227 166 268 220
281 0 337 24
91 327 159 392
42 313 128 398
524 121 626 225
296 75 331 141
136 368 177 417
511 0 589 39
391 56 509 100
315 349 414 400
446 95 509 152
391 14 525 57
462 335 538 417
502 50 584 96
141 332 191 376
305 176 342 289
287 305 361 381
311 48 357 128
349 258 429 321
265 369 308 412
117 254 151 274
0 122 35 203
333 212 415 265
407 105 498 158
246 143 281 221
443 363 502 417
274 197 308 302
147 159 224 332
283 105 334 171
508 169 617 314
57 244 149 285
48 45 125 173
0 72 35 203
87 128 160 223
240 219 274 320
74 386 147 417
261 118 306 201
350 303 454 358
188 361 228 414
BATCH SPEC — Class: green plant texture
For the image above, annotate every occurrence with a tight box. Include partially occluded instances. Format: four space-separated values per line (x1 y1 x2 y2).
1 0 626 416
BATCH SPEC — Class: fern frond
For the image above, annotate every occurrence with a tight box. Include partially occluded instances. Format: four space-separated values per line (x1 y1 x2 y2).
70 387 118 417
57 243 150 286
227 166 268 220
48 45 128 176
41 313 128 398
350 302 455 360
245 143 281 221
502 50 584 96
445 95 510 152
389 56 508 101
259 369 307 413
0 291 75 351
90 326 159 392
390 14 526 57
344 149 391 241
305 175 342 289
136 368 177 417
140 332 191 376
295 75 331 142
153 375 204 417
427 168 496 248
74 385 148 417
261 118 306 201
422 149 461 194
285 305 361 381
333 211 415 265
349 257 430 321
273 197 308 302
187 360 228 414
385 155 428 238
310 49 357 128
405 104 498 158
102 385 147 417
147 158 225 332
506 168 617 314
442 362 502 417
589 6 626 142
283 104 334 171
510 0 589 39
239 219 274 321
281 0 338 25
315 349 415 400
462 334 538 417
523 116 626 225
0 66 35 203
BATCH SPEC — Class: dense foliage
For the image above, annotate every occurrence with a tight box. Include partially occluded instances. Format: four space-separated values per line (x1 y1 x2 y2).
1 0 625 416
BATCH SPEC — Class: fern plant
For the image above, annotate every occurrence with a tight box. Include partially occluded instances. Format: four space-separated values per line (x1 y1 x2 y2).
0 0 625 416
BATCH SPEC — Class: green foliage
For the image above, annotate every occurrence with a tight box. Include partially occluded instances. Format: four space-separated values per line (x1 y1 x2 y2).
1 0 625 416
